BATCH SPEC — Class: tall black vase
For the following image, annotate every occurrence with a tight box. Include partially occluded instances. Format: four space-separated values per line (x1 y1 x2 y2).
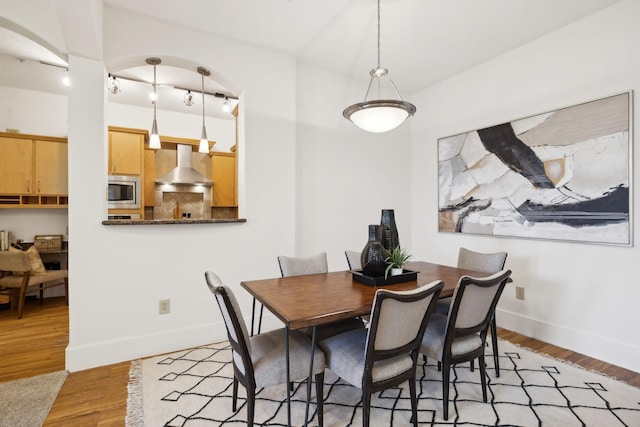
361 225 387 277
380 209 400 250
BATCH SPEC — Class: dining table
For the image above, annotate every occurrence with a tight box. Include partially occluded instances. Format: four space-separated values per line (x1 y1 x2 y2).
240 260 492 426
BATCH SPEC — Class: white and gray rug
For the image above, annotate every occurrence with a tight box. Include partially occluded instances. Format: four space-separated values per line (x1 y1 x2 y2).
127 340 640 426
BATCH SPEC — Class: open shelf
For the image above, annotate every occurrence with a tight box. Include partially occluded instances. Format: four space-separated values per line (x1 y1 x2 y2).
0 194 69 208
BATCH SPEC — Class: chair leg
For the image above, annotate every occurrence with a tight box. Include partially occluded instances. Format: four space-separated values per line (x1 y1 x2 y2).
362 390 371 427
232 377 238 411
39 284 44 304
491 316 500 376
315 371 324 427
470 360 475 371
442 361 450 420
247 384 255 427
64 278 69 305
258 304 264 334
409 375 418 427
479 356 488 402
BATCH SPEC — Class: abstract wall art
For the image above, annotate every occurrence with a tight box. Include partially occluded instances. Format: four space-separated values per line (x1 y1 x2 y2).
438 92 632 246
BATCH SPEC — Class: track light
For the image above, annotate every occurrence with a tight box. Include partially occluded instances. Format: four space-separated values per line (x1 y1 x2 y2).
62 69 70 87
108 74 121 94
184 90 194 106
222 97 231 113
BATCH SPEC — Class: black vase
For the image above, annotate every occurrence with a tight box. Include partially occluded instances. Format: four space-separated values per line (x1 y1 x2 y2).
380 209 399 250
361 225 387 277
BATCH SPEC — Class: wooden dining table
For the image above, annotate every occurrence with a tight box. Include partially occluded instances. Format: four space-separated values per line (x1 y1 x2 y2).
240 260 489 426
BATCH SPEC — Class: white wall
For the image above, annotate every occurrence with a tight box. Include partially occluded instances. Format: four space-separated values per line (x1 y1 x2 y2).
411 0 640 372
58 7 300 370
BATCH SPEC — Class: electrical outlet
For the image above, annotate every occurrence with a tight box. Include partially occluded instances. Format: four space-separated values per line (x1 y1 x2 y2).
515 286 525 300
159 299 170 314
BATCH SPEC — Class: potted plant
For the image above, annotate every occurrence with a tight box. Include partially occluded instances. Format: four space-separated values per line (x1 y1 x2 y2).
384 246 412 279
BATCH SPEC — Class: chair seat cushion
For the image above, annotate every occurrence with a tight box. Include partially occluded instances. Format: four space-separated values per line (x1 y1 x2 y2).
250 328 325 388
0 270 68 289
319 328 413 388
420 313 483 360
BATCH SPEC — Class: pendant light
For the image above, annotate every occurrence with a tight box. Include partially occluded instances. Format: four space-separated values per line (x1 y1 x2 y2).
197 67 211 153
343 0 416 133
147 57 162 149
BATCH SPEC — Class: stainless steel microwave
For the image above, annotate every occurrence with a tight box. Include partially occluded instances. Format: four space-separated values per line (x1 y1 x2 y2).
108 175 141 209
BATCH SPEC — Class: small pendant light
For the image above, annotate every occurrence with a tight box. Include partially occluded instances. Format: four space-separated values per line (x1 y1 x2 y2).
146 57 162 149
197 67 211 153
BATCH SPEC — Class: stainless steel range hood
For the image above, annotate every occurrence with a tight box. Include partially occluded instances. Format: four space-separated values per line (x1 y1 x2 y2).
156 144 213 186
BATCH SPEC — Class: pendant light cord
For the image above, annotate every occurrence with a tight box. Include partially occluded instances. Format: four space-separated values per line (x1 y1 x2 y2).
201 74 205 126
377 0 381 69
153 64 157 120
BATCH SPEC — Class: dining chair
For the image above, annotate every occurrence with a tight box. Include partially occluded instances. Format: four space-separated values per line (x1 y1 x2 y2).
319 280 444 427
277 252 365 340
345 250 362 270
205 271 326 427
420 269 512 420
436 247 508 375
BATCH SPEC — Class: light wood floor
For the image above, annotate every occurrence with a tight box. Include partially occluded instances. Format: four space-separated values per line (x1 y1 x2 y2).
1 297 638 426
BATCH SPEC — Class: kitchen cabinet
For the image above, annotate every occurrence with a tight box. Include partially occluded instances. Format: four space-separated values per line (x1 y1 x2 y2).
0 135 32 194
108 127 145 175
143 148 156 207
35 140 68 195
211 152 237 207
0 133 68 208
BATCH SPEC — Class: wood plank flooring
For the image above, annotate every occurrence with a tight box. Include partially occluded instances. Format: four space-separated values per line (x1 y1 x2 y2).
0 296 638 426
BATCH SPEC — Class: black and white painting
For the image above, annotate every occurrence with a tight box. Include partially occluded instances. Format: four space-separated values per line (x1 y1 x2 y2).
438 92 632 246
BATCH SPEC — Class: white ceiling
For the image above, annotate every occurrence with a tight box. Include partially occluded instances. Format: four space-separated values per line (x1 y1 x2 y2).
0 0 620 117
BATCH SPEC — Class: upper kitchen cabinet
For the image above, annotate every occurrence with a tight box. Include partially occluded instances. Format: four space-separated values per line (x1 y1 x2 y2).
0 135 33 194
211 151 237 207
0 132 68 208
35 139 68 194
108 127 147 176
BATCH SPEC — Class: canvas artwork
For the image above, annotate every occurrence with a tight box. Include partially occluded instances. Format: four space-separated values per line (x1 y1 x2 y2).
438 92 632 246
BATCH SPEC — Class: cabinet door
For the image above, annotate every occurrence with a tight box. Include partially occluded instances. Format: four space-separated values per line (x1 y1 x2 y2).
109 131 143 175
35 140 68 195
0 137 33 194
211 153 237 206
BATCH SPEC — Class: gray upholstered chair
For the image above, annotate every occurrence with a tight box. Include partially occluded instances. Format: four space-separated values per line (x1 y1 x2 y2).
345 250 362 270
436 247 507 375
276 252 365 341
319 281 444 427
420 269 512 420
205 271 326 427
251 252 329 335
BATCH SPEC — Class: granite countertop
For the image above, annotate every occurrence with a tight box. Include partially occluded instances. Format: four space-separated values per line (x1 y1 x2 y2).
102 218 247 226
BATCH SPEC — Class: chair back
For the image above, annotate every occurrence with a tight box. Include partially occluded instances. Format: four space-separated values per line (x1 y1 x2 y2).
278 252 328 277
448 270 512 338
457 247 507 274
0 251 31 274
345 250 362 270
204 271 253 380
366 281 444 364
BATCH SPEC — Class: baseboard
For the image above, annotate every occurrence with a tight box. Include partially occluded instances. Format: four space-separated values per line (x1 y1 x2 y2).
497 308 640 373
66 322 227 372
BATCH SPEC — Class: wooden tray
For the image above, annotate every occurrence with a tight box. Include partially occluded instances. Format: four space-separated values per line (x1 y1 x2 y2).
351 269 418 287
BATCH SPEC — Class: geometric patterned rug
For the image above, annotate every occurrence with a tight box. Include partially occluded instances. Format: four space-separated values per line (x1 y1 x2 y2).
126 339 640 426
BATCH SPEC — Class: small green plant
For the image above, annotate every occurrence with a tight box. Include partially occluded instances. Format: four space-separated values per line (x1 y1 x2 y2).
384 246 412 279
